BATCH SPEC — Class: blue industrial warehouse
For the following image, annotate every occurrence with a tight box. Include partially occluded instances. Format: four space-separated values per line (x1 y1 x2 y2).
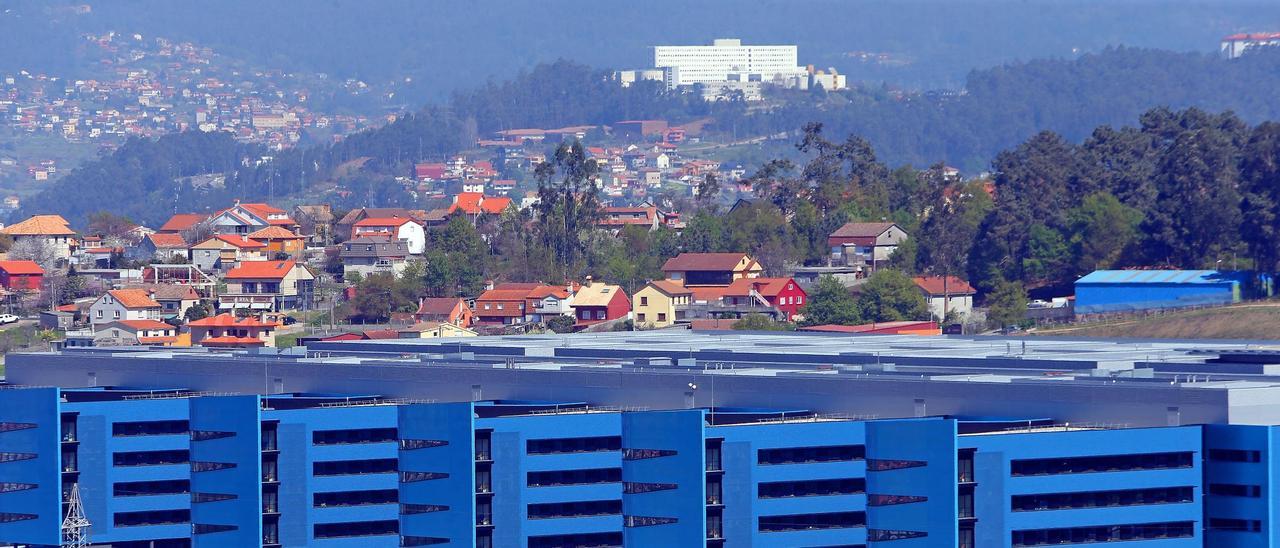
6 331 1280 546
1073 269 1255 315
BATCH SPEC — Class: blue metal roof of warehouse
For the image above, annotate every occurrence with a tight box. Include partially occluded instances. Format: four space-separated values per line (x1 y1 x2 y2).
1076 270 1239 285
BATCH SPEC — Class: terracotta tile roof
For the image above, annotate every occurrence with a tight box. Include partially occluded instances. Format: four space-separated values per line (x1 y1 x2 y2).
0 260 44 275
493 283 542 291
146 233 188 248
122 284 199 301
225 260 298 280
247 226 302 240
415 297 465 317
662 253 753 272
912 275 977 296
573 283 626 307
107 289 162 309
528 285 573 300
188 313 280 328
477 288 534 302
449 193 512 215
115 319 175 331
137 336 179 345
1 214 75 236
724 277 798 298
202 235 267 249
354 217 419 228
158 213 207 232
199 335 268 346
359 329 400 340
830 221 896 238
645 279 692 296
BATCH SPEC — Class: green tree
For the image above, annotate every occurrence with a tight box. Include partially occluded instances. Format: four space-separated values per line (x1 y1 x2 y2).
1020 224 1070 284
546 315 576 334
680 211 726 253
1067 192 1142 272
533 140 601 279
800 276 861 326
986 279 1028 329
855 270 930 323
1241 122 1280 272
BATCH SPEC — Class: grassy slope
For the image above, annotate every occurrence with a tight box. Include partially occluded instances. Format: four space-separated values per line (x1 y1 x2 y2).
1036 304 1280 340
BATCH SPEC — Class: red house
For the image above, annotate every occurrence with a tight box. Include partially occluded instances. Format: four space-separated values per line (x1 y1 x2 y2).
572 282 631 328
0 260 44 291
727 277 803 321
473 286 534 326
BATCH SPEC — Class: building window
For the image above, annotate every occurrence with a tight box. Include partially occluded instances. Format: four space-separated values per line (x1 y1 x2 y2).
526 436 621 455
193 524 238 535
113 509 190 527
637 313 647 322
657 313 667 322
758 511 865 532
624 516 678 527
529 533 622 548
1208 483 1262 498
640 296 649 306
1010 452 1194 476
527 468 621 487
623 448 677 460
192 492 237 503
758 478 865 499
313 458 398 477
868 494 928 506
113 311 120 319
312 428 397 445
0 513 36 523
114 479 190 497
527 500 622 520
114 420 189 437
314 489 398 507
113 450 189 467
1208 449 1261 462
757 445 864 465
1012 521 1194 546
1209 518 1263 532
1012 486 1194 511
869 529 928 541
400 471 448 483
623 481 678 494
867 459 927 471
313 519 399 539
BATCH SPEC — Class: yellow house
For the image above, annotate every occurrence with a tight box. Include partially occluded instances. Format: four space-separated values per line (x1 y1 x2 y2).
396 321 478 338
633 280 693 328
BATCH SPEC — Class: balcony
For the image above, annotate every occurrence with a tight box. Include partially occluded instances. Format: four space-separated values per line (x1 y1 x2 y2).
476 513 493 527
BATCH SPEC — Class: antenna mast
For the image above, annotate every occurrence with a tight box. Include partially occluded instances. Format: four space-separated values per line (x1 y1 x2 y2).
61 483 91 548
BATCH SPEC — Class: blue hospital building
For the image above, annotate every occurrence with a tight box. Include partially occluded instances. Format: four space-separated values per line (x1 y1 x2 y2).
7 330 1280 546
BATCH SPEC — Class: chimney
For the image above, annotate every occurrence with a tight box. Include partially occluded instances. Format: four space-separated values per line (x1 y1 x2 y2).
585 275 593 287
484 280 494 291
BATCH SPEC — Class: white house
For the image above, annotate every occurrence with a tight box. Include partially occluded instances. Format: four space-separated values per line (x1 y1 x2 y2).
89 289 163 327
912 275 977 322
351 216 427 255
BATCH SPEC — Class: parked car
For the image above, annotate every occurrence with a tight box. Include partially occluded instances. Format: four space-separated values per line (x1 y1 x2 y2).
0 314 20 324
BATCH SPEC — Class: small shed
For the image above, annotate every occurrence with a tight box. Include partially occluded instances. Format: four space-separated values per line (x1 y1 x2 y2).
1074 270 1247 315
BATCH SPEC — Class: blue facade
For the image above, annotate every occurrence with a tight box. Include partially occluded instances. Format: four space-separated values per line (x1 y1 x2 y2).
11 386 1280 547
1074 269 1246 314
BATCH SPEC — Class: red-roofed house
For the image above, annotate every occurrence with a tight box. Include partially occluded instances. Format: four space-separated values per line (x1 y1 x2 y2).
662 253 763 286
473 288 530 326
414 162 447 181
633 280 692 328
191 235 267 271
912 275 977 321
133 232 189 261
188 313 280 347
722 277 808 321
524 284 577 324
89 289 162 326
598 206 660 231
0 260 44 291
208 202 300 235
828 222 908 273
93 319 179 346
352 216 426 254
448 192 512 218
248 226 305 256
221 260 315 312
157 213 208 233
413 297 473 328
571 281 631 328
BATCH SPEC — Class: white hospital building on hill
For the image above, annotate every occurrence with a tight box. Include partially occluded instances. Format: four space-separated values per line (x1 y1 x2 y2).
616 38 846 101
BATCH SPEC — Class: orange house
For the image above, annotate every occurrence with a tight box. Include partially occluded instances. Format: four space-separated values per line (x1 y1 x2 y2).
248 226 305 256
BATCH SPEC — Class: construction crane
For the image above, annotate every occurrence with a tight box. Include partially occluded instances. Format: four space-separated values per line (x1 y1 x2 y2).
61 483 91 548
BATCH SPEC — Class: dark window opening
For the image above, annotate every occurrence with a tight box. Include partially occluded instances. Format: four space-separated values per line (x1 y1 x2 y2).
113 509 190 527
113 420 189 437
1011 452 1194 476
1012 486 1194 512
313 519 399 539
758 445 865 465
312 427 397 445
314 489 398 507
114 450 189 467
528 468 621 487
1012 521 1195 546
313 458 398 476
759 511 866 532
527 436 621 455
528 500 622 520
758 478 866 499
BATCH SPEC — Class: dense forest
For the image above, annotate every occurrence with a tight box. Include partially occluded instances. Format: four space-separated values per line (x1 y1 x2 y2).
20 47 1280 230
